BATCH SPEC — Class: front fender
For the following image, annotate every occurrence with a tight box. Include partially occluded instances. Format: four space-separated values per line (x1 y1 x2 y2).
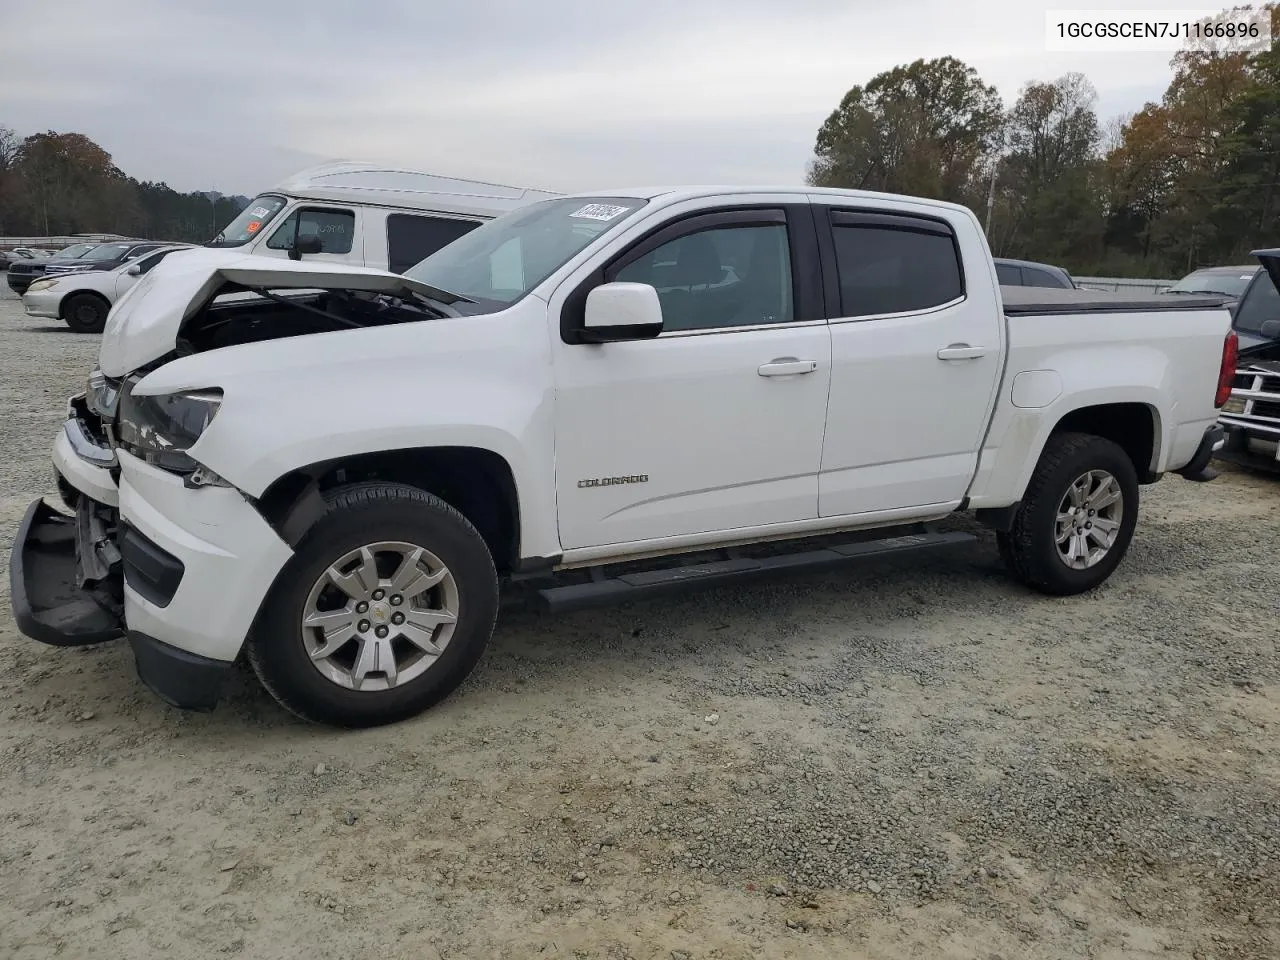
130 300 562 559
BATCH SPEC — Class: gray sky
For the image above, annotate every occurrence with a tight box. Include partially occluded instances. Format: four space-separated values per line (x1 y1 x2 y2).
1 0 1185 197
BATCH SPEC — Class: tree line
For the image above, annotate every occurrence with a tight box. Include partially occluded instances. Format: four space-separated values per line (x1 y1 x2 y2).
0 126 247 244
808 4 1280 278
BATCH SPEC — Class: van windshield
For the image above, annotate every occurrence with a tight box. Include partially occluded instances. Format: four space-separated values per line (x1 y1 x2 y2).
405 197 648 313
208 194 288 248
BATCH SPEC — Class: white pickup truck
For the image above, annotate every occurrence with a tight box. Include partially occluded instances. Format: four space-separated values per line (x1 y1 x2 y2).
10 186 1238 728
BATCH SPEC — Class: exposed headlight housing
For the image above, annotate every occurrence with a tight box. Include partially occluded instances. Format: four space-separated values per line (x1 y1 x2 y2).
117 384 224 476
85 368 122 420
27 278 58 293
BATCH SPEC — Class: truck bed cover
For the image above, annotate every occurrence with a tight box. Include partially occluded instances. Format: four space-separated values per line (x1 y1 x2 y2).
1001 285 1230 316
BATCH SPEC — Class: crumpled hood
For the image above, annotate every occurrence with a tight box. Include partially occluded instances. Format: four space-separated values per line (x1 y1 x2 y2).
98 248 457 377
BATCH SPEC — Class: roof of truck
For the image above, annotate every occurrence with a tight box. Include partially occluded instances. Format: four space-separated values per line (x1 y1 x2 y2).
268 161 563 218
566 185 977 214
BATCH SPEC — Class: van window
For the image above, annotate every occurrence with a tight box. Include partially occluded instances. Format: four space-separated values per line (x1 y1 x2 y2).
386 214 480 274
266 207 356 255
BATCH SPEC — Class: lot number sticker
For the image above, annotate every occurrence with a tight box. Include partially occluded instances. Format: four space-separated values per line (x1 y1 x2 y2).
570 203 630 221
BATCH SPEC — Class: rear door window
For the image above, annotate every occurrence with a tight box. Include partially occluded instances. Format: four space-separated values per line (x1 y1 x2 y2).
829 213 964 317
386 214 480 274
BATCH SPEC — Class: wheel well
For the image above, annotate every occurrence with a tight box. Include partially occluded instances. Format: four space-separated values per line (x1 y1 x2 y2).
1050 403 1159 482
59 289 110 318
255 447 521 573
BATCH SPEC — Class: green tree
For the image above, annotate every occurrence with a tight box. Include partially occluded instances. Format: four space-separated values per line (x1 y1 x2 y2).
992 73 1104 265
807 56 1004 208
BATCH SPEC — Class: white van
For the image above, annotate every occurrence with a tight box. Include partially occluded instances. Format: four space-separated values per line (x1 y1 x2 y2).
205 161 561 272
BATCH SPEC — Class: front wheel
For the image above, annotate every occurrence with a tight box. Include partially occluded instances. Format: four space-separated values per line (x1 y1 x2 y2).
998 432 1139 595
247 482 499 727
62 293 110 333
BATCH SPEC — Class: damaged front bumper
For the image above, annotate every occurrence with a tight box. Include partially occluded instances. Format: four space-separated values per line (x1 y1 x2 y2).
9 493 239 712
10 395 289 713
10 497 124 647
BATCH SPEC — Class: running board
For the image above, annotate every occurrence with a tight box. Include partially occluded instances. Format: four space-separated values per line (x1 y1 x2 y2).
537 530 977 614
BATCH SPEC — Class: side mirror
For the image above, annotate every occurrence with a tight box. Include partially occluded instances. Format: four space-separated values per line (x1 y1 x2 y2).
126 264 142 277
579 282 663 343
289 235 324 260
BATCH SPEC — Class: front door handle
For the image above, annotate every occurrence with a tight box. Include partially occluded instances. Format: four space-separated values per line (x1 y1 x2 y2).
758 358 818 377
937 344 988 361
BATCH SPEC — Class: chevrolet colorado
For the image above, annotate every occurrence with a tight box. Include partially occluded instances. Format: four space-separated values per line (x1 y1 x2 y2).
10 186 1238 727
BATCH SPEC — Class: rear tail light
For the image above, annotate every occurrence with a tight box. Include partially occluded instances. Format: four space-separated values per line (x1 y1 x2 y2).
1215 330 1239 407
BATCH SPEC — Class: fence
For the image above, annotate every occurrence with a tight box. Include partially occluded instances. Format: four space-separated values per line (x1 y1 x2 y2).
1074 276 1176 294
0 234 131 250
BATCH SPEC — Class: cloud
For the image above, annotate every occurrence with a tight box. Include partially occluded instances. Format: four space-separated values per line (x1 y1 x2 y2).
0 0 1181 196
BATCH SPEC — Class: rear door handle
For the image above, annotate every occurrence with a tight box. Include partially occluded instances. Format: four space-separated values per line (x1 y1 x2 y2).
758 358 818 377
936 344 988 361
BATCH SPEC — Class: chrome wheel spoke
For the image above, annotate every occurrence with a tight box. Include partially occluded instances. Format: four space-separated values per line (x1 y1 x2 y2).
388 548 448 600
399 624 444 657
328 546 379 599
1087 483 1121 511
1091 516 1120 535
351 636 396 689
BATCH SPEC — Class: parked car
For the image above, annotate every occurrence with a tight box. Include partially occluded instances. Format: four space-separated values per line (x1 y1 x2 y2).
7 242 110 293
205 161 561 273
1166 265 1258 302
0 249 35 270
994 257 1077 289
22 244 197 333
39 240 172 281
11 185 1235 727
1217 250 1280 465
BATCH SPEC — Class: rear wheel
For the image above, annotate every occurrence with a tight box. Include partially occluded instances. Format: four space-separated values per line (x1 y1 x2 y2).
998 432 1139 595
62 293 110 333
247 482 499 727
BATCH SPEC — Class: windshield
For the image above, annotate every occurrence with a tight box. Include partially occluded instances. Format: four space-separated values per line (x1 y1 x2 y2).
1168 269 1256 296
207 194 288 247
53 243 99 260
79 242 133 261
1233 267 1280 336
404 196 648 313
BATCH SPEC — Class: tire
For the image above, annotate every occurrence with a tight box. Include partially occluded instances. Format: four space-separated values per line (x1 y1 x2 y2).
997 432 1139 596
247 481 499 727
62 293 110 333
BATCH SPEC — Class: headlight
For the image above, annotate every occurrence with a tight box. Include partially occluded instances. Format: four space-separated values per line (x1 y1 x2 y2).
117 384 223 475
85 368 122 419
27 279 58 292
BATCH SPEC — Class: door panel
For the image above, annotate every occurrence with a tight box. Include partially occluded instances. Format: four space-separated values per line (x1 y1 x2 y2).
551 207 831 550
817 208 1004 517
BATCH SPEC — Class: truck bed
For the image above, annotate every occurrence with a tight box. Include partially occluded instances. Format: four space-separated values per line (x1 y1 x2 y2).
1000 286 1230 316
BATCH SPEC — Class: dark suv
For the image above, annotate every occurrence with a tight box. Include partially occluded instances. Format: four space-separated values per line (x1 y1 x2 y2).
6 242 101 293
36 240 170 283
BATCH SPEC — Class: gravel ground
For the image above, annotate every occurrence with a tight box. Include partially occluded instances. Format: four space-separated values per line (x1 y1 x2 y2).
1 283 1277 960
